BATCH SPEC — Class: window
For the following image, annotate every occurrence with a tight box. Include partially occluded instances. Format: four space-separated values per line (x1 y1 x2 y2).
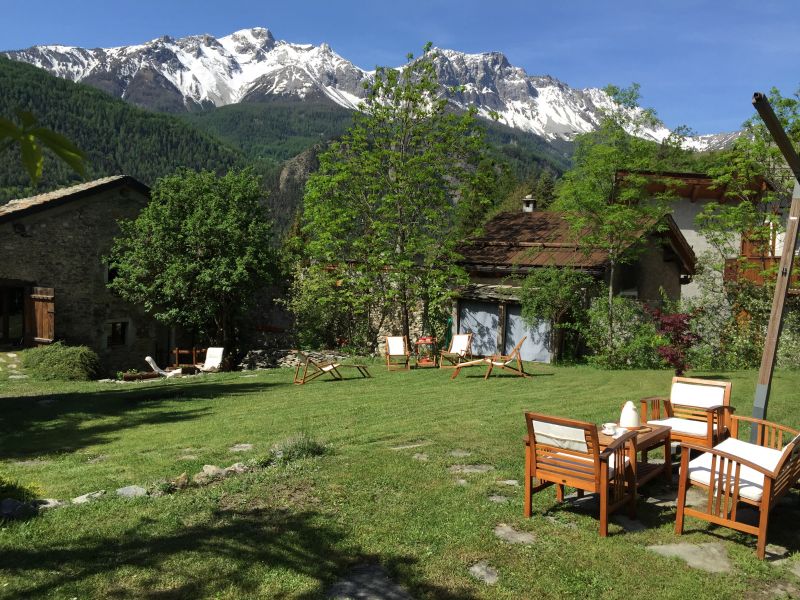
107 321 128 346
106 265 119 284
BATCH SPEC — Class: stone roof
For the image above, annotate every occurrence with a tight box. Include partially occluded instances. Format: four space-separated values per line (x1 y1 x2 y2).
0 175 149 223
460 210 695 275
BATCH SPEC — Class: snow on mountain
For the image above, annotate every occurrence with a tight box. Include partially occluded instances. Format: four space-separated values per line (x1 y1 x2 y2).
2 27 733 150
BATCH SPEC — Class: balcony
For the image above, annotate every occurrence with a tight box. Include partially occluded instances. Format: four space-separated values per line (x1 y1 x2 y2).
723 256 800 293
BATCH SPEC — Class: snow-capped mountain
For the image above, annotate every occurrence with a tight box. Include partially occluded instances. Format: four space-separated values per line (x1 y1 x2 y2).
2 27 735 149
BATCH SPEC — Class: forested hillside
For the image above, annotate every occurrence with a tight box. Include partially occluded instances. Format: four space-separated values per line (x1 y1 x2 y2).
0 57 242 202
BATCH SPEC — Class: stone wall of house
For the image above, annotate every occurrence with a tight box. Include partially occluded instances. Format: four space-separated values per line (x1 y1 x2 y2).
636 239 682 306
0 185 168 375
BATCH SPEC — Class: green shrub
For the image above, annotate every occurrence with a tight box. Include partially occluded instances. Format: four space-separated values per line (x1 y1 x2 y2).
22 342 100 380
582 295 665 369
271 433 328 465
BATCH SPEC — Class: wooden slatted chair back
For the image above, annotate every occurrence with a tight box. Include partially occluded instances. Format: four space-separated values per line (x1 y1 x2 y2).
525 412 600 490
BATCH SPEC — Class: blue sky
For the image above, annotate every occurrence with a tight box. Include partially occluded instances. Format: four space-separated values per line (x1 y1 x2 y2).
3 0 798 134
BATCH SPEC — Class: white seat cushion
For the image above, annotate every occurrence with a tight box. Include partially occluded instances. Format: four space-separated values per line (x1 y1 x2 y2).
686 438 783 502
648 417 717 438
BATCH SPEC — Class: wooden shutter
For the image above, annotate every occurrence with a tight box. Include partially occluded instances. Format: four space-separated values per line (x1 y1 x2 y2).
24 287 55 346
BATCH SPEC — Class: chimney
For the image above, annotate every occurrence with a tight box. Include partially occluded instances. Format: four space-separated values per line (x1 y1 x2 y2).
522 193 536 213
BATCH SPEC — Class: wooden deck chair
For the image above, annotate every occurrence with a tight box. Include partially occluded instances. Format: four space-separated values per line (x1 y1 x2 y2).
675 415 800 559
641 377 733 450
484 336 528 379
450 336 530 380
524 412 637 537
145 356 181 378
385 336 411 371
293 350 371 385
439 333 473 369
196 347 224 372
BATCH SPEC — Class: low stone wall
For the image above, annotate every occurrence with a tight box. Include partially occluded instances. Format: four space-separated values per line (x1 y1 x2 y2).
238 349 353 370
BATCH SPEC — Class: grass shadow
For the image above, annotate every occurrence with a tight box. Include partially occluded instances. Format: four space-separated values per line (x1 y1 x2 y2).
0 380 284 460
2 504 478 599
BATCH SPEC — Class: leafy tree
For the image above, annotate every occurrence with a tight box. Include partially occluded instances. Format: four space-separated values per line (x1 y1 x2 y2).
519 266 596 362
552 83 690 357
108 169 275 349
296 44 499 348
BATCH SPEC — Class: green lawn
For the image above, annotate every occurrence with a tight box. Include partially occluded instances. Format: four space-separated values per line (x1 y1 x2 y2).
1 361 799 599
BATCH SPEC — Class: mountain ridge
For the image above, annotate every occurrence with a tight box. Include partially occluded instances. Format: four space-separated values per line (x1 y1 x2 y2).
2 27 738 151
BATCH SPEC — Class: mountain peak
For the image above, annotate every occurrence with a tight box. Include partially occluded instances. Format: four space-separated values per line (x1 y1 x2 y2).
0 27 732 149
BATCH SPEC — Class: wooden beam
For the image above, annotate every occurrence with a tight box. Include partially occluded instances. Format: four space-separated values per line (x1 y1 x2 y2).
752 182 800 429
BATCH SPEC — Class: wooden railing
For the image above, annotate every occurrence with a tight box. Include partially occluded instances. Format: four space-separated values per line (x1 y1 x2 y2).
723 256 800 292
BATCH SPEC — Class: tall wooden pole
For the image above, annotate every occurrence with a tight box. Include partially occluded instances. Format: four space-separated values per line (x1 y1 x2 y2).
750 93 800 438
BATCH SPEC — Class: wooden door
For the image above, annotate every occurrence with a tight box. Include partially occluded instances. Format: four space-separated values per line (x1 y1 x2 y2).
24 287 55 346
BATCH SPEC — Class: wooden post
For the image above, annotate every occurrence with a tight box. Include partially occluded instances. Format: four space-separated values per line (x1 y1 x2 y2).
750 92 800 437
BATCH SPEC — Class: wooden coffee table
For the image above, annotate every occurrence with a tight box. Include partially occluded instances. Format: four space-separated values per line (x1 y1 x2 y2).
599 424 671 489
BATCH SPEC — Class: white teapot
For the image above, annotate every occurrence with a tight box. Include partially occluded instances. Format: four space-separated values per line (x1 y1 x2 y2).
619 401 640 428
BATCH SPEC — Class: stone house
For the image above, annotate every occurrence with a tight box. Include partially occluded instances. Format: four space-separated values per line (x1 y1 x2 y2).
456 207 696 362
0 176 169 375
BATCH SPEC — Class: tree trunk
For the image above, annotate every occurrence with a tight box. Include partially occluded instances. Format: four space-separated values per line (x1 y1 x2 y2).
401 288 410 342
607 261 615 358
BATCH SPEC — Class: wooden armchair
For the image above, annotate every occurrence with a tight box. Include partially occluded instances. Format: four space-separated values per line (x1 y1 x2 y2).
675 415 800 559
439 333 473 368
385 336 411 371
524 412 637 537
641 376 732 450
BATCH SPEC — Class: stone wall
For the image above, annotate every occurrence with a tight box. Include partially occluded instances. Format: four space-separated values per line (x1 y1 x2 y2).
0 185 168 375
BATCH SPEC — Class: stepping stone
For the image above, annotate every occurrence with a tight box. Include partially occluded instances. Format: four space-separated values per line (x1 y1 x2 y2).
326 563 413 599
229 443 253 453
72 490 106 505
412 453 428 461
8 375 27 379
647 542 732 573
488 495 509 504
611 515 646 533
455 479 468 486
13 459 51 467
240 374 257 378
449 464 494 474
6 353 17 358
224 463 248 475
765 543 789 559
32 498 64 511
390 441 429 451
498 479 519 486
791 563 800 579
469 561 498 585
179 454 198 460
494 523 535 545
449 449 472 457
116 485 147 498
87 454 108 464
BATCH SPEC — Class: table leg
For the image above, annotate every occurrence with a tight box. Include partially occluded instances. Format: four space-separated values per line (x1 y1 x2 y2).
662 434 672 484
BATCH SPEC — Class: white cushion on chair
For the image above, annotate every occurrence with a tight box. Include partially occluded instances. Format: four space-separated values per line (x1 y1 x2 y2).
686 438 783 502
387 337 406 355
671 382 725 408
648 417 717 438
450 334 470 355
531 421 588 453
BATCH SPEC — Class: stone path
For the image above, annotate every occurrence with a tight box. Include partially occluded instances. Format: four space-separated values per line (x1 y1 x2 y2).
497 479 519 486
411 453 428 461
488 494 509 504
229 443 253 453
116 485 147 498
494 523 535 545
448 449 472 457
389 441 429 451
469 561 498 585
326 563 413 600
646 542 732 573
448 464 494 474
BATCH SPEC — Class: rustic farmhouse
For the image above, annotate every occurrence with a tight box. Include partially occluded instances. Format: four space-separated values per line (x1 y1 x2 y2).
455 207 696 362
0 176 168 374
